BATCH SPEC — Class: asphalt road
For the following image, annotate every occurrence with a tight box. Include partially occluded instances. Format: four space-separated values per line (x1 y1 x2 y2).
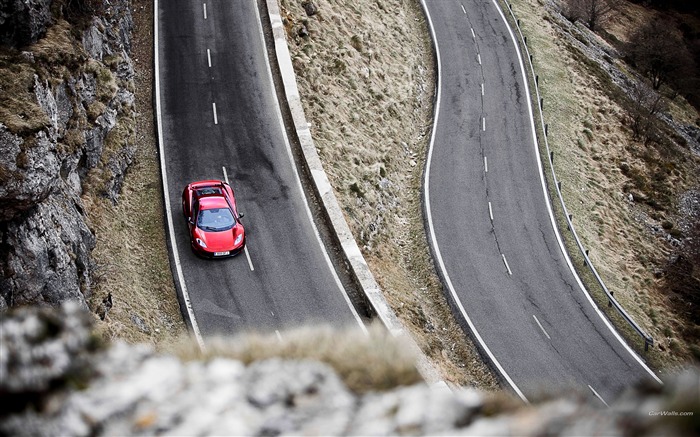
155 0 362 338
422 0 659 403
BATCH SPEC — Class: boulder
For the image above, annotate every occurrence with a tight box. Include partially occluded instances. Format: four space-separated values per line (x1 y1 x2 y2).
0 304 698 437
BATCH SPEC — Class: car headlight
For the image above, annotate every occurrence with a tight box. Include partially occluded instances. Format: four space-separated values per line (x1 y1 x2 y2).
234 234 243 245
195 238 207 248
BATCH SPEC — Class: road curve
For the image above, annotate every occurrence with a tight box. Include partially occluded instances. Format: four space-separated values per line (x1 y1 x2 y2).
155 0 363 339
422 0 659 403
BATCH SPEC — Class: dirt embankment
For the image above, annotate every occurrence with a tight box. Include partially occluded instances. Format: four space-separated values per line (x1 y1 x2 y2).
507 0 700 370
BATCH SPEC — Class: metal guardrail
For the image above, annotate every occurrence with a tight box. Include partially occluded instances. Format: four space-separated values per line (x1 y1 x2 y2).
501 1 654 351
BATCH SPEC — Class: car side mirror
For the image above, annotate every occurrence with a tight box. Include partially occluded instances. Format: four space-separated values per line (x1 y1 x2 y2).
238 213 244 219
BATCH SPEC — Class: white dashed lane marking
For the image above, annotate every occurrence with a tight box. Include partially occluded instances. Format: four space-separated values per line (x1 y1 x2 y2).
588 384 609 407
533 314 551 340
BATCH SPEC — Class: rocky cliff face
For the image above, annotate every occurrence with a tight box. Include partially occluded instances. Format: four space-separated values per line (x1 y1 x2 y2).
0 0 53 47
0 0 135 309
1 303 698 436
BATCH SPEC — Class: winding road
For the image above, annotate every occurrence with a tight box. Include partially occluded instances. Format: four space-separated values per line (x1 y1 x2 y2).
155 0 363 341
154 0 659 404
422 0 660 403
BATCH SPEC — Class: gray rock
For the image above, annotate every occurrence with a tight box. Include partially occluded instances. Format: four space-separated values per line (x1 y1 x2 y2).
302 1 319 17
0 126 60 221
0 305 698 437
0 0 52 47
0 302 96 394
82 23 105 61
0 190 95 308
129 312 149 333
245 358 355 436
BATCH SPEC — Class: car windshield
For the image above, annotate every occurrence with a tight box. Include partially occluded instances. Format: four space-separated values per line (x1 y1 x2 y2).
197 207 235 231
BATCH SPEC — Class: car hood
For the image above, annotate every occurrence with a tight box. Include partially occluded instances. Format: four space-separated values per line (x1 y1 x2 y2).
197 228 236 251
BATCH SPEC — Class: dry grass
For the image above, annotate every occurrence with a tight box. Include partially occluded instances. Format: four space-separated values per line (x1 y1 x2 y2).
83 0 186 348
169 323 422 394
0 57 50 134
505 0 700 370
85 58 118 104
279 0 499 390
30 19 84 71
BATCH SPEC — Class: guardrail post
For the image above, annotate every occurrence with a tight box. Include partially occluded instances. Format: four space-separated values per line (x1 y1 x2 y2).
608 291 614 307
557 181 562 190
524 36 527 45
540 98 544 110
545 123 549 137
549 150 553 163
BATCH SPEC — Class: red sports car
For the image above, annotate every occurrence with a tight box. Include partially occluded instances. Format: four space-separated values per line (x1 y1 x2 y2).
182 180 245 258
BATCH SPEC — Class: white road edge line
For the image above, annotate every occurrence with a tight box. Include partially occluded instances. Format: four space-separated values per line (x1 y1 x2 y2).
203 3 207 19
207 48 212 67
484 156 488 173
154 0 205 351
254 5 366 332
488 201 494 221
588 384 609 407
212 102 218 125
502 254 513 275
461 4 466 14
533 314 551 340
491 0 662 385
420 0 528 404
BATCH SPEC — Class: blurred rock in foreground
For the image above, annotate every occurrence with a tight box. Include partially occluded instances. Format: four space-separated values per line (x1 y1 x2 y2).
0 303 698 436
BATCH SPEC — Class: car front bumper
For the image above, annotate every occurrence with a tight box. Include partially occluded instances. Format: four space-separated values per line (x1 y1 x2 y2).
191 239 245 259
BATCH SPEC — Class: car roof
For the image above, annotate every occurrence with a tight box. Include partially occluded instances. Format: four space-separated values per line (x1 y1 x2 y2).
194 185 224 196
198 196 229 210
